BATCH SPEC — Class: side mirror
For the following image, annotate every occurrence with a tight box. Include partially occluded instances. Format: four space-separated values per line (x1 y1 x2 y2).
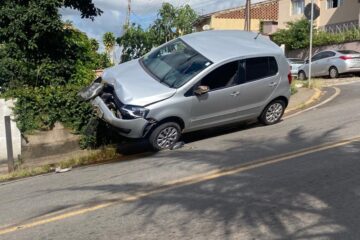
305 59 309 64
194 85 209 95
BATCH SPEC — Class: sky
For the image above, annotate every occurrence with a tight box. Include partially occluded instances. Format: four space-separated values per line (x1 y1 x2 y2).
60 0 254 52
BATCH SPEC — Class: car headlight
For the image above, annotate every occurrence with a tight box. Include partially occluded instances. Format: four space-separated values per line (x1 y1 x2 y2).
121 105 149 119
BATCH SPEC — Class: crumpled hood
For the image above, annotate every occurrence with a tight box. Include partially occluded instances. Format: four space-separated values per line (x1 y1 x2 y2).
102 60 176 106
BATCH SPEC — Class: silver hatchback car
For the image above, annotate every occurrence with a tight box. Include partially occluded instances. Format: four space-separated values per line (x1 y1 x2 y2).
80 31 291 150
298 50 360 80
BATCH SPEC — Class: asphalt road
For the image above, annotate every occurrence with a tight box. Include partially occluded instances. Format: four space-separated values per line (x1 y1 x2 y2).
1 82 360 240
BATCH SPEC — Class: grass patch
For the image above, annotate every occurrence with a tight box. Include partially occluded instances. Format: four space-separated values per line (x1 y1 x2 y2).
0 147 121 182
292 79 324 91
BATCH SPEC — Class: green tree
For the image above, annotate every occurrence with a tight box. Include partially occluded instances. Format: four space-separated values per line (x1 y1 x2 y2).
102 32 116 64
90 38 100 51
0 0 102 88
117 24 155 62
151 3 197 45
117 3 197 62
272 18 312 50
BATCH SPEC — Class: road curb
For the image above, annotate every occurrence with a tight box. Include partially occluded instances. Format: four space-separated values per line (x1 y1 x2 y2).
285 88 322 114
284 86 340 119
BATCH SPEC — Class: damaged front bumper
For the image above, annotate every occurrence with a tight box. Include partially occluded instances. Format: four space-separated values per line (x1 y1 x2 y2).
79 79 153 139
91 96 149 138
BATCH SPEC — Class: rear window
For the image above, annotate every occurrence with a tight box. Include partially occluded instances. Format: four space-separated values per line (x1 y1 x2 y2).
337 50 359 54
246 57 278 82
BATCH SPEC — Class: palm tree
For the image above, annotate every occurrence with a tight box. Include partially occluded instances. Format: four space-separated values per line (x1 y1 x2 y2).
102 32 116 64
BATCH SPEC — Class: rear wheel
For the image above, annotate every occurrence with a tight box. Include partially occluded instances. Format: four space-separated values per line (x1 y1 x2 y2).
149 122 181 151
259 100 285 125
329 66 339 79
298 71 306 81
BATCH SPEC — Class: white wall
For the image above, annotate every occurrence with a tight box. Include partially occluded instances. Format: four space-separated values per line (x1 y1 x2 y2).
0 99 21 162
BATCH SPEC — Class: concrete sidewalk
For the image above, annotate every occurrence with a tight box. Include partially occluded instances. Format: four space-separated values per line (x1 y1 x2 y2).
287 87 317 111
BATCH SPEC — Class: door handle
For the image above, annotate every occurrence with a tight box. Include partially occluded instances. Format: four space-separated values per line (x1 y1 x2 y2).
230 91 240 96
269 82 277 87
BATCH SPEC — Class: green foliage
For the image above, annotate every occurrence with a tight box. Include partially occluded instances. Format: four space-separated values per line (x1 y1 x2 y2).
95 53 112 69
272 19 360 50
102 32 116 64
117 24 156 62
0 0 103 88
3 85 93 133
272 19 311 50
117 3 197 62
291 84 298 95
312 28 360 46
0 0 112 148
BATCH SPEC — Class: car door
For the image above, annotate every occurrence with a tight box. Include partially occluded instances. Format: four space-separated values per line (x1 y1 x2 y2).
311 52 324 77
318 51 336 76
188 60 241 130
236 57 280 118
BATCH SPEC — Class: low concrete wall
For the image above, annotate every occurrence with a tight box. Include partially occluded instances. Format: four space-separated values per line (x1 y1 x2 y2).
0 99 21 163
22 122 83 166
286 41 360 59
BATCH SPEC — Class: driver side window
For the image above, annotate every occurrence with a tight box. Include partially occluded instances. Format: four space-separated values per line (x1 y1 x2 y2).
200 61 239 91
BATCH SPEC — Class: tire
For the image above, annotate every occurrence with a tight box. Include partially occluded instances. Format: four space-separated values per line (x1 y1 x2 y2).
148 122 181 151
329 66 339 79
259 100 286 125
298 71 306 81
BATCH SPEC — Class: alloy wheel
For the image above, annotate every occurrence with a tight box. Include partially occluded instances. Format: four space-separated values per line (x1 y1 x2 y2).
156 127 179 149
265 103 283 124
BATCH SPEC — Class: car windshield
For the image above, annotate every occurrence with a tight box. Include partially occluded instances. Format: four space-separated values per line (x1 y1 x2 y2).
337 50 360 55
140 39 212 88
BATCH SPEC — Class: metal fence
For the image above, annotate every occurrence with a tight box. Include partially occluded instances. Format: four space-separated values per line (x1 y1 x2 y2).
319 20 360 34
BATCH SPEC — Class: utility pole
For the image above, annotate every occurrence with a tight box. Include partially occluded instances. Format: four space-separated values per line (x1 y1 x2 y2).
125 0 131 30
244 0 251 31
308 0 314 88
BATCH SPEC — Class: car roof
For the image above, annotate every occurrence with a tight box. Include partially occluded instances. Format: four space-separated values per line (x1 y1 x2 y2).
180 30 283 63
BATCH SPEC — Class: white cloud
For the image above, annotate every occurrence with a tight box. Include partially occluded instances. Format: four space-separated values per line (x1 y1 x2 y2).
60 0 263 52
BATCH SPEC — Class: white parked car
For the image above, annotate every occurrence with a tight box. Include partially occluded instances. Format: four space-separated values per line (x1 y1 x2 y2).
298 50 360 80
287 58 305 77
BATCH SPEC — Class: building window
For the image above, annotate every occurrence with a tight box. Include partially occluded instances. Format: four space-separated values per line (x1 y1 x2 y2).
327 0 343 8
292 0 305 15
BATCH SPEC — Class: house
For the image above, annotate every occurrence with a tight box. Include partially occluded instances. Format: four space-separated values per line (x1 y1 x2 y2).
278 0 360 32
193 0 279 35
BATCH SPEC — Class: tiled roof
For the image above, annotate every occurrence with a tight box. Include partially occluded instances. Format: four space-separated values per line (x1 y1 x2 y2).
214 0 279 21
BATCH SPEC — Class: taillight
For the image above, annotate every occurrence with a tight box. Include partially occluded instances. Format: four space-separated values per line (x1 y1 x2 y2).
288 70 292 84
340 55 352 60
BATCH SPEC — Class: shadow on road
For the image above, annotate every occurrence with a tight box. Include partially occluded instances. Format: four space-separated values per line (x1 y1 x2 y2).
40 126 360 239
115 119 262 156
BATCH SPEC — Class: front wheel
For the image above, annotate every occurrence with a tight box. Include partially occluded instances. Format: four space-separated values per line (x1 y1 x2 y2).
259 100 285 125
298 71 306 81
148 122 181 151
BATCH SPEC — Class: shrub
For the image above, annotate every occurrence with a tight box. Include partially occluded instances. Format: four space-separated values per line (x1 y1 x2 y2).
272 19 360 50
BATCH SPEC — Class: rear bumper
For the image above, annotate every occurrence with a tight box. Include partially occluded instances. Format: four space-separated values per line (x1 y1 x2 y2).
91 97 149 138
342 66 360 73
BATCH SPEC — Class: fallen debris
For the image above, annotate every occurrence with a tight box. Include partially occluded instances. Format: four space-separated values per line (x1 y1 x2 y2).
55 167 72 173
171 141 185 150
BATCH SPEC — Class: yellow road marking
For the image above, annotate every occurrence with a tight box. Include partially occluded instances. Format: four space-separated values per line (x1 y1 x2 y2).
285 87 340 119
1 135 360 235
285 88 322 113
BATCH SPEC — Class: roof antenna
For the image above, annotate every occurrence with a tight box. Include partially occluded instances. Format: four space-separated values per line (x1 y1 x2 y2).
254 32 261 40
